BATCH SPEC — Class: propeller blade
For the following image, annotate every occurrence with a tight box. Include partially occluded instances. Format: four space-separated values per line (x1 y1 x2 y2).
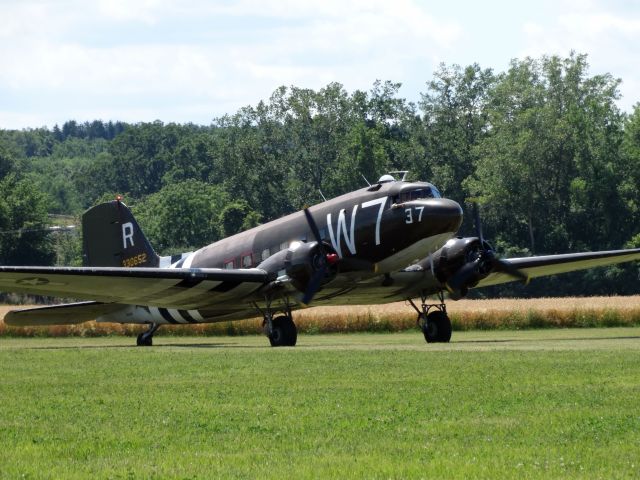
303 208 324 246
445 259 481 293
492 258 529 283
302 268 326 305
472 203 484 244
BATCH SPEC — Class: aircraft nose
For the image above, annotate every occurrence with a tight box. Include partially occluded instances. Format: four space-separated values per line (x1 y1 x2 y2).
428 198 463 233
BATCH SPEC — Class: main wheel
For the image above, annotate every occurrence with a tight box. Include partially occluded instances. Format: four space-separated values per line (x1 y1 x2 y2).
421 310 452 343
268 315 297 347
136 332 153 347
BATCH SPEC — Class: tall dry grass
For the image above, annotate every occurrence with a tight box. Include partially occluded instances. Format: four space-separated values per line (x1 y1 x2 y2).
2 296 640 337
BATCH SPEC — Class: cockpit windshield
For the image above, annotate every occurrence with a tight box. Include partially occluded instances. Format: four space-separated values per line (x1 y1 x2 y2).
399 186 441 202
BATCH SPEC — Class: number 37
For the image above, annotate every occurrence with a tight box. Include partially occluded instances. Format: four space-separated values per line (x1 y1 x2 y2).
405 206 424 224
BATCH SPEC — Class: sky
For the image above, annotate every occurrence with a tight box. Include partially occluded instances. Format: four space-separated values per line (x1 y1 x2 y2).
1 0 639 129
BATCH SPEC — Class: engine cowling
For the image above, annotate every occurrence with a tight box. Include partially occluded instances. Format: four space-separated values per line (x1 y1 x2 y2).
258 241 339 294
432 237 490 298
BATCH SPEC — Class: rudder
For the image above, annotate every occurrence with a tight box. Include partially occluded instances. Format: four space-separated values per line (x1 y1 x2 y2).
82 199 159 268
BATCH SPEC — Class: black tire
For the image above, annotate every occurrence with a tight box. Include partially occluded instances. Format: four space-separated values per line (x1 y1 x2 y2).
422 310 452 343
268 315 297 347
136 332 153 347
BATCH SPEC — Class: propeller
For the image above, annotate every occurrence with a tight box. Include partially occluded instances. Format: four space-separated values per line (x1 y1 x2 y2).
301 208 339 305
446 203 528 295
473 203 528 281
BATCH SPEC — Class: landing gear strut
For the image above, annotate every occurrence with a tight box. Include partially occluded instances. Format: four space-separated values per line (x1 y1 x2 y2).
408 291 452 343
136 323 160 347
255 299 298 347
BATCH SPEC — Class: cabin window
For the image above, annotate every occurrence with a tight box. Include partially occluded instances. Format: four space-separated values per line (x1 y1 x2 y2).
224 259 235 269
242 254 253 268
261 248 271 261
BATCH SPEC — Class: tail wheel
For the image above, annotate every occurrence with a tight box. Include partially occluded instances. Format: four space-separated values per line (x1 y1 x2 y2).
422 310 452 343
269 315 297 347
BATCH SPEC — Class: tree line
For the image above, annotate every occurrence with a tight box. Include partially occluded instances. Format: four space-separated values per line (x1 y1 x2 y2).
0 52 639 298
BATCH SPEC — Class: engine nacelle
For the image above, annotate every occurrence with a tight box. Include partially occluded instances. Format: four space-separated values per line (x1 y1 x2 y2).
257 241 338 293
431 237 489 298
432 237 481 281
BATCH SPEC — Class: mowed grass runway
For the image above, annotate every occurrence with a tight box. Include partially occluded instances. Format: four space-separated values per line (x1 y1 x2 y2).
1 329 640 478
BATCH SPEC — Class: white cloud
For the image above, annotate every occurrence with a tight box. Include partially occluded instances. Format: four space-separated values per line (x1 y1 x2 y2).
0 0 463 128
6 0 640 127
519 1 640 109
96 0 165 23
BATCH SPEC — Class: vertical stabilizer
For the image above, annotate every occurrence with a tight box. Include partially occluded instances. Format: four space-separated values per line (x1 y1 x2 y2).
82 200 159 268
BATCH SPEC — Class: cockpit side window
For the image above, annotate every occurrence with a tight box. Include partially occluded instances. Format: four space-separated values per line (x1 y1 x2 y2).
399 187 439 202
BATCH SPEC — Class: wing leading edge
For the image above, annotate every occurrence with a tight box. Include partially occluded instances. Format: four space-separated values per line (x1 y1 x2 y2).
475 248 640 288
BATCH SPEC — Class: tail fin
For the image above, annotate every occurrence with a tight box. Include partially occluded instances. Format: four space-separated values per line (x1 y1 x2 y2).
82 199 159 268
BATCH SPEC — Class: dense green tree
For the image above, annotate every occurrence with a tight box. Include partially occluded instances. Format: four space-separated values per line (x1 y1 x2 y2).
466 54 624 255
620 104 640 239
71 152 120 207
132 180 230 254
0 175 55 265
0 141 15 179
419 63 495 201
219 200 262 237
162 133 215 185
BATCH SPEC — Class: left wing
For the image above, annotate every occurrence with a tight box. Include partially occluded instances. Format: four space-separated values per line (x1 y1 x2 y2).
475 248 640 288
0 266 273 310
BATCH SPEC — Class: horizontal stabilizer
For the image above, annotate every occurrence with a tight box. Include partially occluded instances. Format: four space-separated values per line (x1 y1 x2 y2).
4 301 124 326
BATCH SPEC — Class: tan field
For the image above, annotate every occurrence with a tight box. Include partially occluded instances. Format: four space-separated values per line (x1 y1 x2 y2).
1 296 640 337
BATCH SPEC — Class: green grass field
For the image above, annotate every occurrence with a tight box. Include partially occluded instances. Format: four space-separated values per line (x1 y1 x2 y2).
2 329 640 479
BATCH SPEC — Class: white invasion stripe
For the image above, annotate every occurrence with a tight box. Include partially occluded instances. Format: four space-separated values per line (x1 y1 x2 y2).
159 256 172 268
149 307 168 324
153 280 222 307
188 310 205 321
123 279 182 303
182 251 197 269
167 309 187 324
169 252 193 268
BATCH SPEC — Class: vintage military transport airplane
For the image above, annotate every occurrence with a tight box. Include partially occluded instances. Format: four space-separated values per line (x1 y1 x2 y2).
2 173 640 346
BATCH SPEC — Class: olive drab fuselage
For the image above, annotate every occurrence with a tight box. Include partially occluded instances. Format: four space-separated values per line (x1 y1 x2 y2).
178 180 463 276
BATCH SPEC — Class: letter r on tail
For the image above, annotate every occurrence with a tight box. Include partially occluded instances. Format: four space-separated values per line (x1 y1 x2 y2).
122 222 135 249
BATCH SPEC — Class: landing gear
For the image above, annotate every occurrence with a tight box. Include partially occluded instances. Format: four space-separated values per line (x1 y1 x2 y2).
409 291 452 343
256 299 298 347
420 310 452 343
136 323 160 347
268 315 298 347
